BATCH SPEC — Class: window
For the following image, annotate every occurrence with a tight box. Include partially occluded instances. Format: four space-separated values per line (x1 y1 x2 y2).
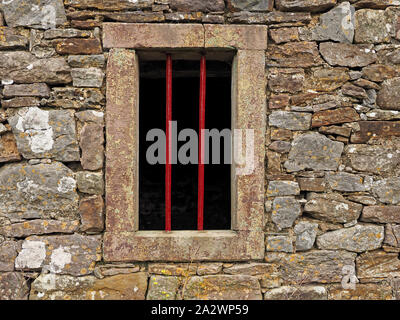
103 23 267 261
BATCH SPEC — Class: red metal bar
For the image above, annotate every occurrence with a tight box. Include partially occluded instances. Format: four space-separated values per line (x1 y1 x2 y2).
165 54 172 231
198 55 206 230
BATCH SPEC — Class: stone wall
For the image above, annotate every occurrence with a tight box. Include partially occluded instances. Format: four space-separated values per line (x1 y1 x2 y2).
0 0 400 300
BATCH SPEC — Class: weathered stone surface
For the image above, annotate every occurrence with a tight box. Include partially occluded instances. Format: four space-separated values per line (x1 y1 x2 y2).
372 178 400 204
266 11 312 24
353 78 381 90
356 251 400 279
223 263 281 288
30 273 148 300
47 87 104 109
317 224 384 253
3 83 50 98
0 51 71 84
304 193 363 223
0 132 21 163
266 235 294 253
76 171 104 195
265 286 327 300
269 111 311 131
345 144 400 174
275 0 336 12
385 224 400 247
197 263 223 276
294 221 318 251
65 0 153 10
0 272 29 301
362 206 400 224
301 1 354 43
55 38 102 55
319 125 352 137
377 78 400 110
354 0 400 9
67 55 105 68
170 0 225 12
71 68 104 88
147 275 180 300
305 67 349 92
362 64 399 82
79 123 104 170
265 250 357 284
0 220 79 238
0 27 28 50
267 181 300 197
312 107 360 128
341 83 368 99
328 283 393 300
0 0 67 28
267 42 323 67
230 0 273 11
79 196 104 233
15 234 101 275
272 197 301 229
271 127 293 141
1 97 40 108
94 263 141 278
106 11 165 23
298 177 326 192
347 195 377 206
229 11 268 24
320 42 377 67
269 27 299 43
326 172 367 192
0 162 78 220
76 110 104 124
355 9 391 44
103 23 204 49
366 109 400 121
44 28 91 39
183 275 262 300
284 132 344 172
8 107 79 162
0 240 19 271
148 263 197 276
269 141 292 153
268 68 305 93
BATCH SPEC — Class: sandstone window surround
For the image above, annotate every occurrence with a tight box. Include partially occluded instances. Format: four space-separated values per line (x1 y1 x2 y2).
103 23 267 262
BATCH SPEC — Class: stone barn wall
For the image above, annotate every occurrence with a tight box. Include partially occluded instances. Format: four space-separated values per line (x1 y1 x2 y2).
0 0 400 300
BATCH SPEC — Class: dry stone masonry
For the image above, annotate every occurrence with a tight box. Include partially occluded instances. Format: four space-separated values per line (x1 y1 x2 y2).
0 0 400 300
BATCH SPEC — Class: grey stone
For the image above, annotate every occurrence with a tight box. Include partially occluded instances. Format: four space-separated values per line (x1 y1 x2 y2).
71 68 104 88
372 177 400 204
265 235 294 253
284 132 344 172
44 28 91 39
0 162 78 220
272 197 301 230
385 224 400 247
326 172 368 192
231 0 273 11
269 111 311 131
0 27 28 50
267 181 300 197
47 87 104 109
183 275 262 300
266 250 357 284
294 221 318 251
317 224 384 253
0 220 79 238
347 195 376 205
355 9 391 43
264 285 327 300
275 0 337 13
8 107 80 162
0 272 29 300
197 263 223 276
68 55 105 68
147 275 180 300
356 250 400 280
320 42 377 67
75 110 104 125
169 0 225 12
0 51 71 84
75 171 104 195
304 193 363 223
345 144 400 174
268 141 292 153
0 0 67 29
3 83 50 98
15 234 101 275
301 2 355 43
377 77 400 110
0 240 19 271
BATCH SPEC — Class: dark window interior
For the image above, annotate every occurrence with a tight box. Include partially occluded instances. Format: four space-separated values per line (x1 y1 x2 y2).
139 58 231 230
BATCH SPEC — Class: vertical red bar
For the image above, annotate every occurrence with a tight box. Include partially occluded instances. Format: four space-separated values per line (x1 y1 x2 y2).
165 54 172 231
198 55 206 230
